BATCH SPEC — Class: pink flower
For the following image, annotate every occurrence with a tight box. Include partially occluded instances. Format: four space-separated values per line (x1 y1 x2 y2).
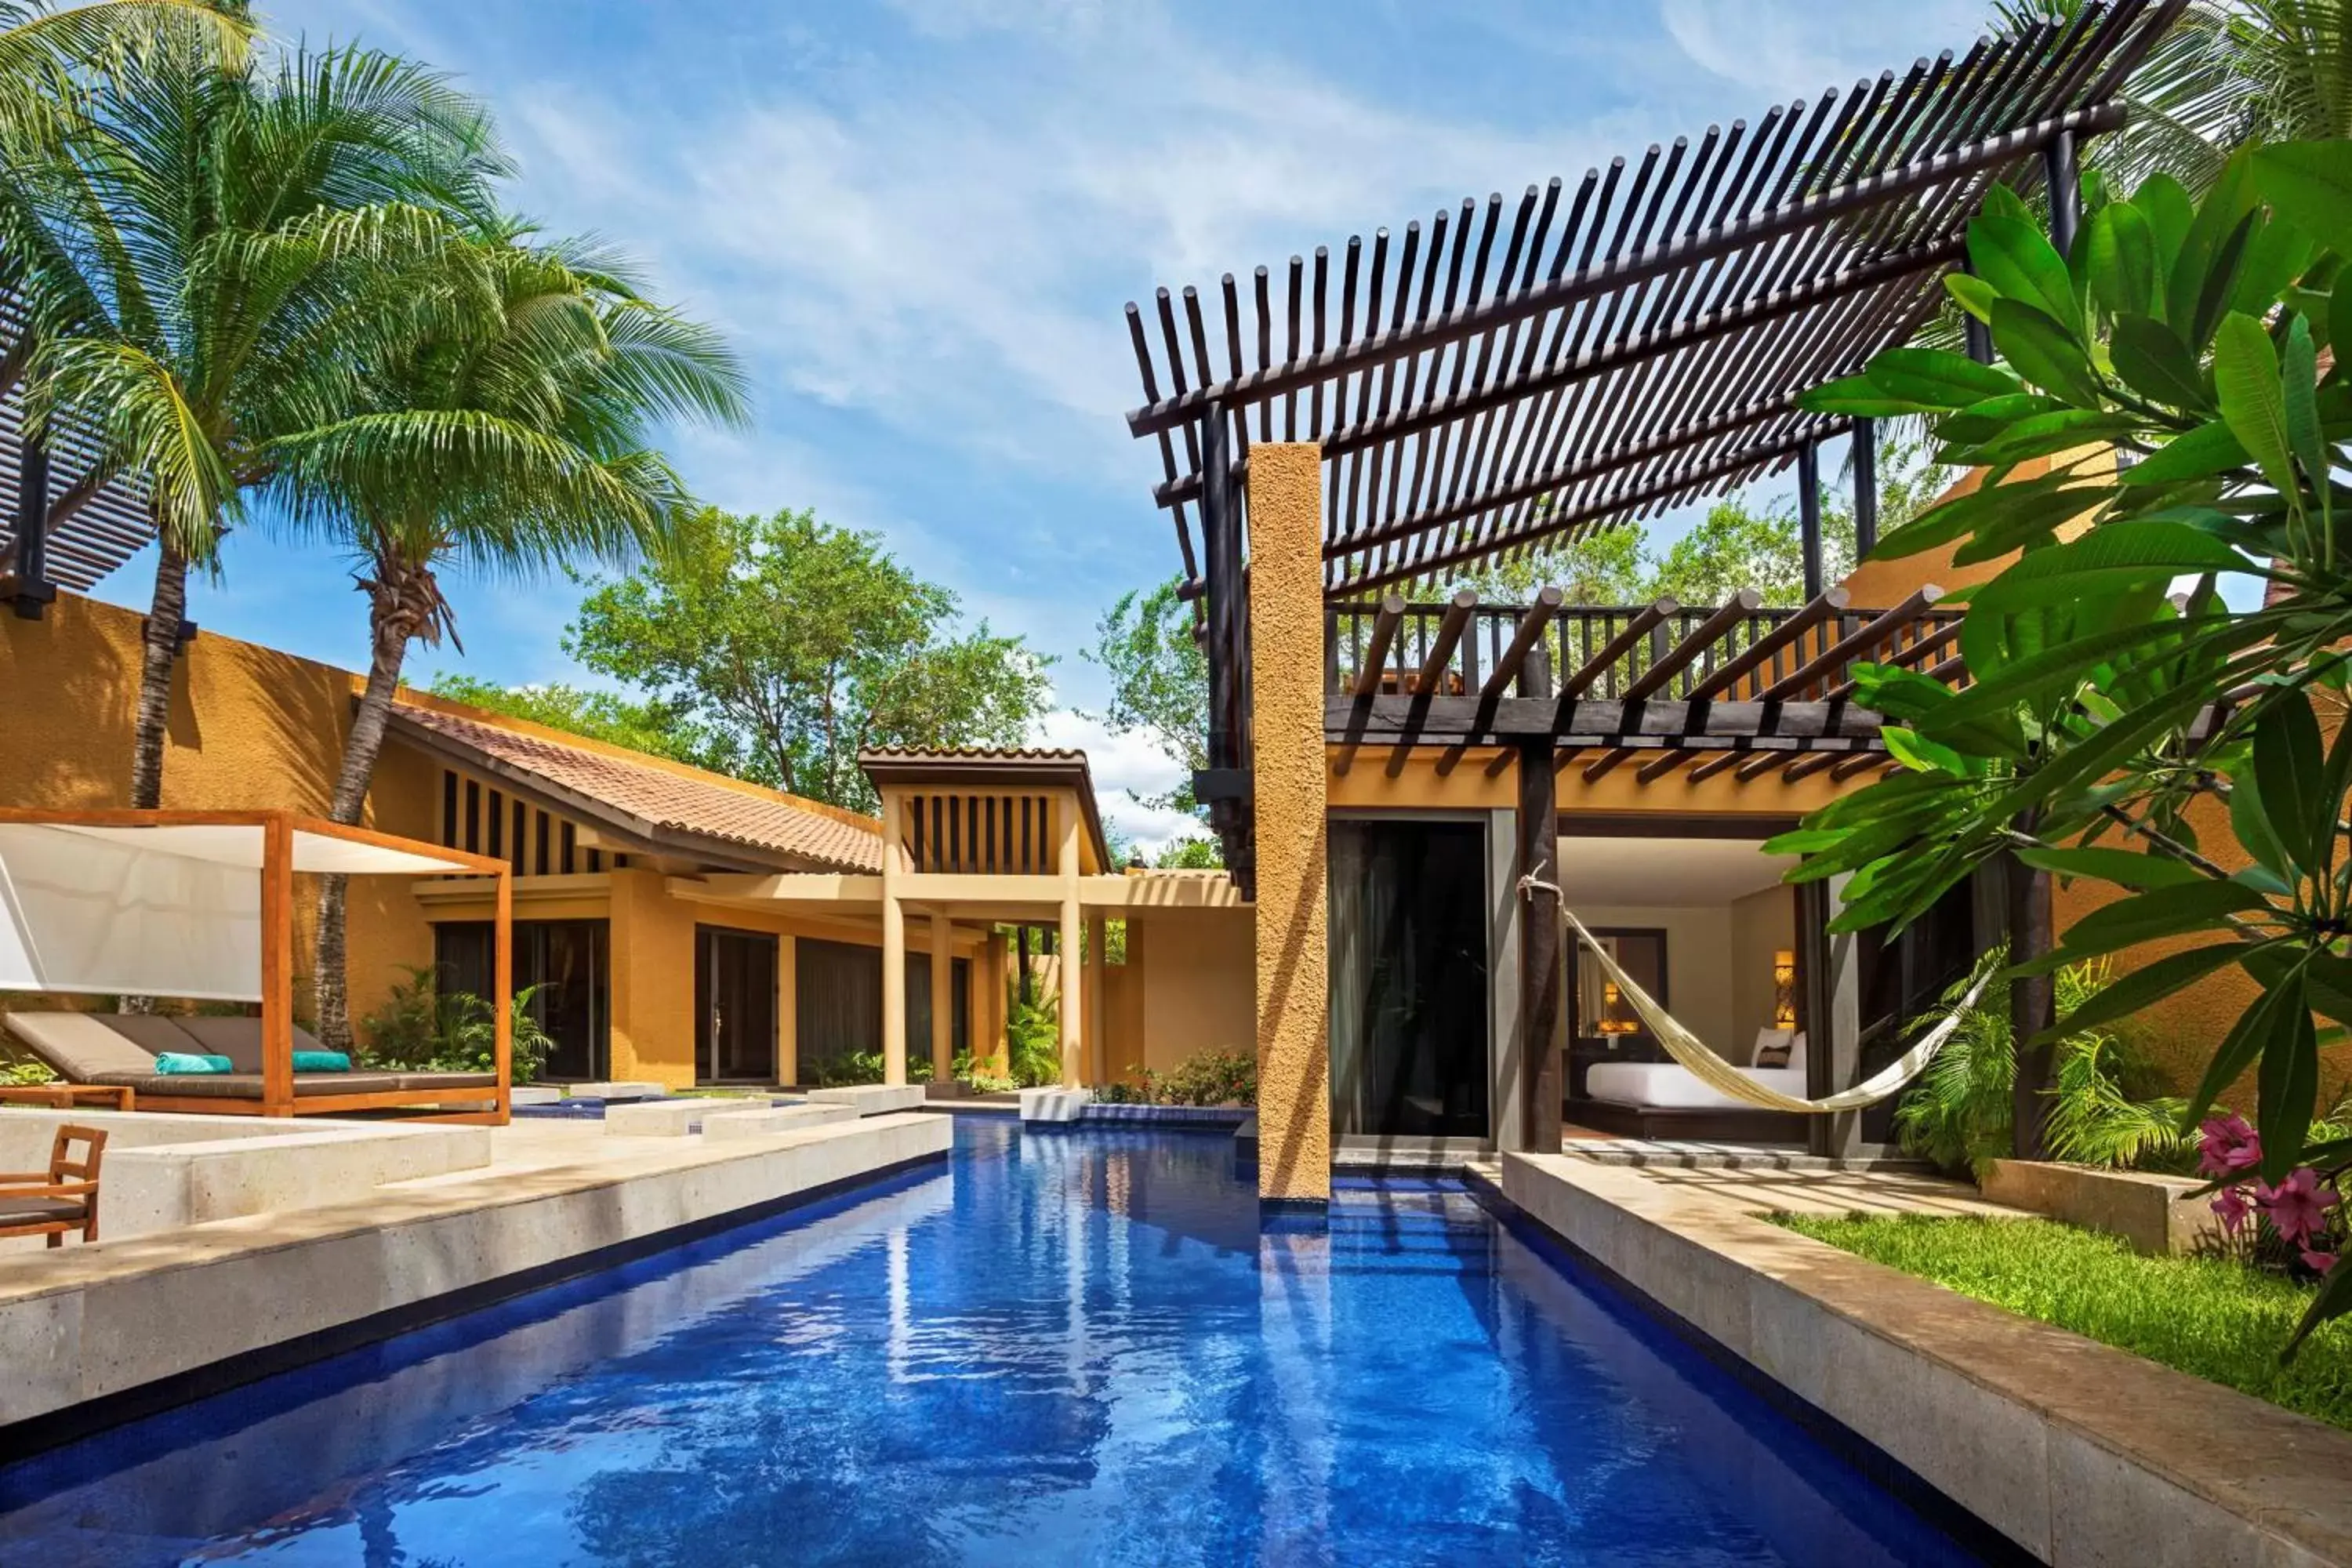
2301 1247 2339 1275
2198 1113 2262 1178
2212 1184 2253 1236
2256 1167 2340 1247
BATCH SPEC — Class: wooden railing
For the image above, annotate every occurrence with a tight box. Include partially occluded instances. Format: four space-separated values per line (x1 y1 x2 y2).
1326 591 1964 706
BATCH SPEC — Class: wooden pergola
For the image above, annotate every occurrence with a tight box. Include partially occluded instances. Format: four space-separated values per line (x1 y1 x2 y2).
1120 0 2180 887
1115 0 2180 1160
0 293 155 620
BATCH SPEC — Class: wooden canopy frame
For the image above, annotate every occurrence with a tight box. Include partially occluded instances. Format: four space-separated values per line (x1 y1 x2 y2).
0 808 512 1124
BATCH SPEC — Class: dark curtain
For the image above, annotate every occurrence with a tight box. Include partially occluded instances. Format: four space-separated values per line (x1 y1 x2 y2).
434 919 608 1080
1327 820 1490 1139
794 938 969 1083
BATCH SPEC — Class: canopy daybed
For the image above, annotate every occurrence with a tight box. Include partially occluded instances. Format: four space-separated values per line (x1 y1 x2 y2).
0 809 511 1123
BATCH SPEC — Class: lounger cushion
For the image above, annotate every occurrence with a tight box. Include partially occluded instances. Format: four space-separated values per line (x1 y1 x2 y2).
0 1196 88 1225
174 1015 331 1074
95 1013 209 1059
2 1012 166 1080
391 1072 498 1091
121 1072 406 1098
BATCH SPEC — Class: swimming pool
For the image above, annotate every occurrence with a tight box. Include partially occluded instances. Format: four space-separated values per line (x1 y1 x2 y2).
0 1120 1988 1565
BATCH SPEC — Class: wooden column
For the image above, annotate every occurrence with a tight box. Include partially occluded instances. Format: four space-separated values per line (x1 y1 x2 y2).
1517 739 1563 1153
1248 443 1329 1207
1058 803 1083 1088
1852 418 1878 559
260 814 296 1116
1085 913 1107 1085
10 403 52 620
1799 877 1864 1160
929 910 954 1083
493 860 513 1123
776 933 799 1087
2009 832 2056 1159
881 792 908 1087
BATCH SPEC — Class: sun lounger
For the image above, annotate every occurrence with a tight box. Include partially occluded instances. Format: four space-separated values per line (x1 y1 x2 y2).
2 1012 499 1120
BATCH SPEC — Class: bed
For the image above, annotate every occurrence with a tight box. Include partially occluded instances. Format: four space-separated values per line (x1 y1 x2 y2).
1569 1029 1811 1142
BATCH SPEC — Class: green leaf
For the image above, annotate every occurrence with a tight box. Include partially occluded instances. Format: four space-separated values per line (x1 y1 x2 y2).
2252 691 2327 873
1967 519 2245 614
1800 372 1930 418
1960 409 2139 467
2167 156 2259 341
2231 216 2318 324
2063 880 2270 955
2257 1001 2320 1185
1991 297 2101 406
2107 314 2211 411
2252 141 2352 259
1969 211 2082 336
2116 419 2251 487
2181 961 2306 1128
2015 844 2207 889
2188 211 2259 353
2136 173 2194 284
1865 347 2019 408
2229 768 2296 880
2083 200 2160 319
2026 938 2262 1037
2214 313 2300 503
2284 1253 2352 1363
1882 728 1969 775
1944 270 1998 323
2281 314 2328 498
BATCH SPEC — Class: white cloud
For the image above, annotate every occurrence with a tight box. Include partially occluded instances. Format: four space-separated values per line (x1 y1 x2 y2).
1032 706 1199 855
1659 0 1998 97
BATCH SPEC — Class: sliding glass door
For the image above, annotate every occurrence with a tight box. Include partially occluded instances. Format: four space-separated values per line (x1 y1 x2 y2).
1328 818 1490 1139
696 926 779 1083
434 919 608 1080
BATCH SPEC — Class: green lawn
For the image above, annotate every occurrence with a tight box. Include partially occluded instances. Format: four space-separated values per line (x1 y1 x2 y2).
1771 1214 2352 1432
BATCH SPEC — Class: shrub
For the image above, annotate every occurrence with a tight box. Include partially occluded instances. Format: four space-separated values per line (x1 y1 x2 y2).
1004 989 1062 1088
1894 956 2188 1181
360 966 551 1084
1105 1047 1257 1107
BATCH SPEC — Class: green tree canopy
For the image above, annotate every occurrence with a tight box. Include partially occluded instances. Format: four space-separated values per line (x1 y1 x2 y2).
426 674 739 774
564 507 1051 811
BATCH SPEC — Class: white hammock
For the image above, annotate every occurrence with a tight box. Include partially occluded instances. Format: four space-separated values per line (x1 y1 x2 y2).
1545 887 1991 1115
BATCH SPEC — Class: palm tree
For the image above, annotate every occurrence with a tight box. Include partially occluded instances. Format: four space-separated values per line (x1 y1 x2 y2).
1995 1 2350 193
273 231 746 1048
0 26 505 812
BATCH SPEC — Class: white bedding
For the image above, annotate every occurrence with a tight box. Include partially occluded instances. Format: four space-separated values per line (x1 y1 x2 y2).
1583 1060 1809 1112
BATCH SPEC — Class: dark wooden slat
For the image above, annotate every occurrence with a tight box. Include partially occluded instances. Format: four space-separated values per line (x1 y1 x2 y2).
1685 589 1851 701
1329 694 1887 745
1483 586 1563 699
1352 594 1407 699
1759 586 1944 699
1558 599 1675 702
1621 589 1766 701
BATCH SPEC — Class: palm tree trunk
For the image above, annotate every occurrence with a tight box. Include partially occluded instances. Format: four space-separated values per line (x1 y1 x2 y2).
118 538 190 1016
313 581 416 1052
129 538 187 809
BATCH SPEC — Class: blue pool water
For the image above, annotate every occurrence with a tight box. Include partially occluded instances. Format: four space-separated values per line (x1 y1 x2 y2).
0 1121 1987 1566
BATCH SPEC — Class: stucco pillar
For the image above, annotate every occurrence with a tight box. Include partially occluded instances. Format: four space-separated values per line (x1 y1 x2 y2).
1058 804 1083 1087
930 909 954 1083
985 928 1009 1074
1248 442 1328 1207
881 792 908 1087
1085 913 1107 1085
775 933 798 1087
606 866 695 1091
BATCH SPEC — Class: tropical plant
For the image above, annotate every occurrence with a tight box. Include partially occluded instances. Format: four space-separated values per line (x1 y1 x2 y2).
297 229 746 1049
1105 1047 1257 1108
1896 957 2190 1178
0 27 505 817
564 507 1051 811
1779 142 2352 1348
0 1052 56 1085
1998 1 2352 195
0 2 252 152
358 965 550 1083
949 1050 1018 1094
1004 987 1061 1088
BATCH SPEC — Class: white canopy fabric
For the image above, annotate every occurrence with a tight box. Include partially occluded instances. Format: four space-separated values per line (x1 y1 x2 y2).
0 822 475 1001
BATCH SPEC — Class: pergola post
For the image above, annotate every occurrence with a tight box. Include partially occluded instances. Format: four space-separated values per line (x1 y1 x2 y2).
1797 439 1824 600
10 412 52 620
880 791 908 1087
1517 738 1563 1154
1247 443 1328 1209
1058 804 1083 1088
1961 262 1996 366
493 859 513 1123
2044 129 2081 256
1852 418 1878 559
929 909 953 1084
2009 811 2057 1159
1085 913 1107 1085
260 814 296 1117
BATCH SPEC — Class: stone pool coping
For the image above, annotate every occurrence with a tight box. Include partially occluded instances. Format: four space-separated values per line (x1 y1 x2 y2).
0 1112 950 1452
1492 1152 2352 1568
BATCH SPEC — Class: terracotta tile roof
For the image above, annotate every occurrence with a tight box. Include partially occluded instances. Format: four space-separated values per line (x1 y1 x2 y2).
858 746 1088 762
388 704 882 873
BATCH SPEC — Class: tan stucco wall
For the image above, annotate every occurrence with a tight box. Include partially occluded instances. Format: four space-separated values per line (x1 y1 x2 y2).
1118 907 1255 1081
1730 884 1797 1056
1249 443 1330 1203
1575 904 1737 1052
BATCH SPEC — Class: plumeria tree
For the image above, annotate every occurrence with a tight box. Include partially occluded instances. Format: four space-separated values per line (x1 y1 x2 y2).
1777 141 2352 1351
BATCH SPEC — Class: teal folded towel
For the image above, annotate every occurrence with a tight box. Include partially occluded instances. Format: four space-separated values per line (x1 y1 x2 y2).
292 1051 352 1073
154 1052 232 1075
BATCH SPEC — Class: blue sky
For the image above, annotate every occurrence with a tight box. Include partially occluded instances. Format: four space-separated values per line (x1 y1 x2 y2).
95 0 1995 845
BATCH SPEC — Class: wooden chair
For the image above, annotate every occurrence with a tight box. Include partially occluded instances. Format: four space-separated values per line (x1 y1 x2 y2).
0 1124 105 1247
